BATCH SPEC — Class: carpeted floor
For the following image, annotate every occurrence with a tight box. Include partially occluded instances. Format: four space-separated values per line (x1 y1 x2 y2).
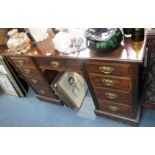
0 87 155 127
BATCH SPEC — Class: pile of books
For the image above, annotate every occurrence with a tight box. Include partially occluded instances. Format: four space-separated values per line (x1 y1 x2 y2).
51 72 88 109
0 55 28 97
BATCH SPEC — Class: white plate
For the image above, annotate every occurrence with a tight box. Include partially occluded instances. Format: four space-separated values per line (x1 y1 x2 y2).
53 29 86 54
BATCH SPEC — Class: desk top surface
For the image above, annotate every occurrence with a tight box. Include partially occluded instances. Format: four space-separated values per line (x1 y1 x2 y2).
1 36 146 63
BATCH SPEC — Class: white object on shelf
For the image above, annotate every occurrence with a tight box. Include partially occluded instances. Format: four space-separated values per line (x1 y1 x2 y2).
28 28 49 42
53 29 86 54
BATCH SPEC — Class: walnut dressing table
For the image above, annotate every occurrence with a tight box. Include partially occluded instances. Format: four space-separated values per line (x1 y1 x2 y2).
1 37 146 125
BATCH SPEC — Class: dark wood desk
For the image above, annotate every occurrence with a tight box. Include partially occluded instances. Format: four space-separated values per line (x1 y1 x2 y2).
1 37 146 125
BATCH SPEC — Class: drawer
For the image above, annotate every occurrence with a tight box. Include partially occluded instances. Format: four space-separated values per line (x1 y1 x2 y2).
19 67 41 77
32 85 57 98
89 73 132 91
31 84 57 99
97 99 130 116
9 57 35 68
34 57 82 70
94 87 131 105
26 76 49 87
86 61 131 76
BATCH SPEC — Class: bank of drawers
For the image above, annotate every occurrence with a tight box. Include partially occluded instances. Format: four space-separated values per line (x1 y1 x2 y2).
9 56 57 99
86 60 133 117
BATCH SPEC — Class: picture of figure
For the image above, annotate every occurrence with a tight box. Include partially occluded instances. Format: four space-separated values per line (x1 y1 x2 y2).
53 72 88 108
68 75 83 97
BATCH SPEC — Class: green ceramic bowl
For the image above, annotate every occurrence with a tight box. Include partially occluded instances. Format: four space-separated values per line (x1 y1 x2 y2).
86 28 123 53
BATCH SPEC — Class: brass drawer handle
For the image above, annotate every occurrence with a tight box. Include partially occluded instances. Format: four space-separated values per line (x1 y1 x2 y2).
31 79 38 84
23 69 31 74
99 66 114 74
39 89 45 94
108 106 119 112
102 79 116 86
17 60 24 66
105 92 118 99
50 61 60 67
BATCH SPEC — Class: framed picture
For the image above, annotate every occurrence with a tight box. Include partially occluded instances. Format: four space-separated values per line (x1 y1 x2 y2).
51 72 88 109
0 74 18 96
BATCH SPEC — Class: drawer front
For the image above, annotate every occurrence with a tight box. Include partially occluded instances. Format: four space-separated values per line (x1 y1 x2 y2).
19 67 41 77
26 76 49 87
9 57 35 68
34 57 82 70
37 88 57 98
86 61 131 76
94 87 131 105
32 85 57 98
97 99 130 116
89 74 132 91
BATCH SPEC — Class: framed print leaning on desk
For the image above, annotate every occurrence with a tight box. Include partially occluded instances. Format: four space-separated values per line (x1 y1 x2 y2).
0 74 18 97
52 72 88 109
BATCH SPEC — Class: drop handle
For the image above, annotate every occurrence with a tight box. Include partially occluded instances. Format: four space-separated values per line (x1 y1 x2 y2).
102 79 116 86
105 92 118 99
50 61 60 67
23 69 30 74
39 90 46 94
108 106 119 112
99 66 114 74
31 79 38 84
17 60 24 65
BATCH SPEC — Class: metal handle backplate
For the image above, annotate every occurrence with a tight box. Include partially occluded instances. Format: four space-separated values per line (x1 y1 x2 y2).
102 79 116 86
50 61 60 67
99 66 114 74
39 89 45 94
105 92 118 99
23 69 30 74
108 106 119 112
17 60 24 65
31 79 38 84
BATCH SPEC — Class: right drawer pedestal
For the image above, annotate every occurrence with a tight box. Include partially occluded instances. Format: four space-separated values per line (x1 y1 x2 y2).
86 60 140 125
